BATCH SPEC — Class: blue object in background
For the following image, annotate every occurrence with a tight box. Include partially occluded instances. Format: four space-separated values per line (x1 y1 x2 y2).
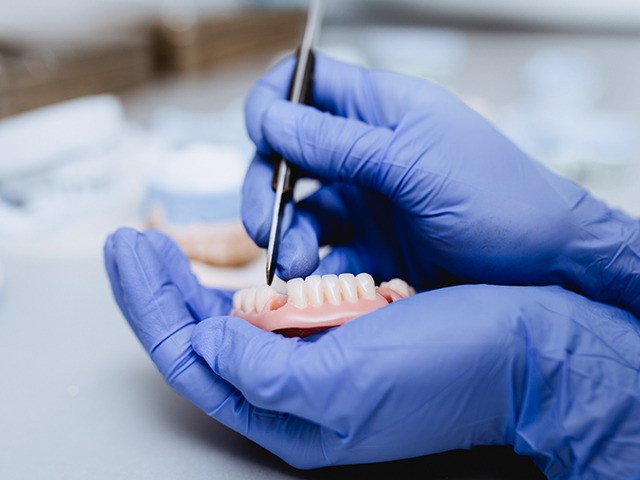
141 142 248 226
144 187 241 225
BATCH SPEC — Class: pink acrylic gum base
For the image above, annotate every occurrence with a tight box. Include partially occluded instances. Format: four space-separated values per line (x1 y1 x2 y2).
230 284 408 338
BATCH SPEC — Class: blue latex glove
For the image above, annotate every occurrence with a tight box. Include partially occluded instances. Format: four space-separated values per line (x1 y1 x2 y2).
104 227 640 478
242 54 640 317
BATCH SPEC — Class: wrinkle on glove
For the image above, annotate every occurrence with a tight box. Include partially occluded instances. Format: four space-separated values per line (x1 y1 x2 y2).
514 292 640 478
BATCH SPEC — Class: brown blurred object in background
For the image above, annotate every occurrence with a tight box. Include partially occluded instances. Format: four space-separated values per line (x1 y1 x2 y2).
147 207 261 268
0 34 152 119
153 7 305 72
0 7 306 119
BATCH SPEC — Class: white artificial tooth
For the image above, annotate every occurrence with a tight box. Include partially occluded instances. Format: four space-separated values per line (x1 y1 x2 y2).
241 287 257 312
305 275 323 307
355 272 377 300
255 285 276 312
232 290 242 310
234 289 245 310
321 274 341 305
338 273 358 303
387 278 416 297
287 278 307 308
271 275 288 295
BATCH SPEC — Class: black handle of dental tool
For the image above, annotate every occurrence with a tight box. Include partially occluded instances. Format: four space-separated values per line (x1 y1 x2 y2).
270 48 316 194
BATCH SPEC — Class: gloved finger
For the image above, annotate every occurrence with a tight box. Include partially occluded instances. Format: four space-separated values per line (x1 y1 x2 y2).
212 392 329 470
310 54 442 123
242 154 359 280
262 101 396 196
104 232 131 324
259 201 320 281
240 153 279 248
313 244 408 287
313 245 364 276
245 54 434 154
244 56 296 155
241 160 316 280
190 316 342 469
243 187 319 281
192 314 375 434
242 153 353 247
106 227 204 358
191 317 324 422
105 228 235 408
171 343 330 472
143 228 232 320
296 184 353 246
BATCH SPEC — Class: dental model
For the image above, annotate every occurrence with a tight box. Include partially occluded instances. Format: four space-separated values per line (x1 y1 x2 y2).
231 273 416 337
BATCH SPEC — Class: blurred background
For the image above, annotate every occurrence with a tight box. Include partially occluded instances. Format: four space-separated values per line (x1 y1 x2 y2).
1 1 639 479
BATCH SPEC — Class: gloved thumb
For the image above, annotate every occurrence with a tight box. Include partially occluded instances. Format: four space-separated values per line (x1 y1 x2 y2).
262 100 394 194
191 315 350 432
191 316 314 418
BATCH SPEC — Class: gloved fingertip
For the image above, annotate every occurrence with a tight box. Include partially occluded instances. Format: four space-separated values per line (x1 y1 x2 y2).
103 235 118 283
277 255 319 281
276 217 320 280
103 232 115 257
104 227 142 271
108 227 145 255
113 225 141 238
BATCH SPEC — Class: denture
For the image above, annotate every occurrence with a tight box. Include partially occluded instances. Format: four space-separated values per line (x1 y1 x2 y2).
230 273 416 337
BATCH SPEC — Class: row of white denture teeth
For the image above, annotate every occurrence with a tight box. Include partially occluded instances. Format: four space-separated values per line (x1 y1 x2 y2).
232 273 379 313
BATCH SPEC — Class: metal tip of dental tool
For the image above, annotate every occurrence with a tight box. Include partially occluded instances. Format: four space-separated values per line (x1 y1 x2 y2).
266 163 286 286
266 253 275 286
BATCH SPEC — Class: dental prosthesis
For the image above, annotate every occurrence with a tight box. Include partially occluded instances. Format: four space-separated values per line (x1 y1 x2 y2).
231 273 416 337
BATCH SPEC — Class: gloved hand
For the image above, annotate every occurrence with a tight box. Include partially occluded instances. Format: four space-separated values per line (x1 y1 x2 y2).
243 54 640 317
105 227 640 478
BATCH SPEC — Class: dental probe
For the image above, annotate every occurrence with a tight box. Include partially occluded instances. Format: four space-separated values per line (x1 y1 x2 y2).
265 0 324 286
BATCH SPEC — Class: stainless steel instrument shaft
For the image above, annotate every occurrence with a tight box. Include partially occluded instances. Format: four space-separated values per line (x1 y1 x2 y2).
265 0 323 285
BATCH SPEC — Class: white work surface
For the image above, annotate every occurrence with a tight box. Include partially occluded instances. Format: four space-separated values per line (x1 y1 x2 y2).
1 26 640 479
